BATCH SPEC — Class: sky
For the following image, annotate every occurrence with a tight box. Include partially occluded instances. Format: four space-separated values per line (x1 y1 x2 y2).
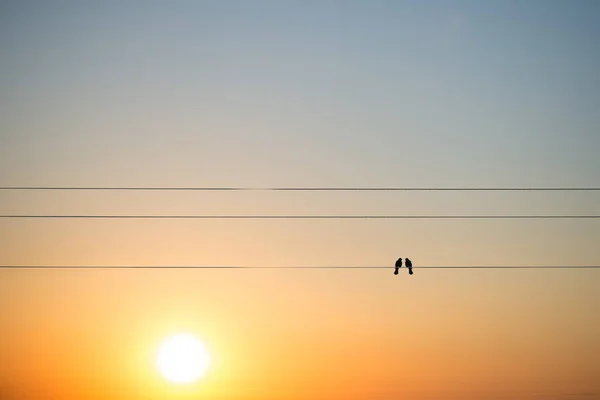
1 1 599 399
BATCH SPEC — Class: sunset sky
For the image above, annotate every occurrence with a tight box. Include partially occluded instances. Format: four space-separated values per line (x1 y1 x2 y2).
1 1 599 399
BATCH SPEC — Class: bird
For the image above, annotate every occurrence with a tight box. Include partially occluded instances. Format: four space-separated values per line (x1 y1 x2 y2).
394 257 402 275
405 258 413 275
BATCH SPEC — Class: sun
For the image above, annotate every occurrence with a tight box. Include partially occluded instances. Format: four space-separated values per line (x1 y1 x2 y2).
157 333 211 384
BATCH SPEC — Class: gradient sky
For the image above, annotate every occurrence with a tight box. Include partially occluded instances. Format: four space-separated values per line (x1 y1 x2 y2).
1 1 599 399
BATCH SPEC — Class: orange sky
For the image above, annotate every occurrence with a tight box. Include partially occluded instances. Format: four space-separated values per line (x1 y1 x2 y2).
1 263 599 399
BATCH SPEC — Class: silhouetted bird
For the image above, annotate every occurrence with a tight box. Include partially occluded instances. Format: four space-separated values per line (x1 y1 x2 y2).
394 257 402 275
405 258 413 275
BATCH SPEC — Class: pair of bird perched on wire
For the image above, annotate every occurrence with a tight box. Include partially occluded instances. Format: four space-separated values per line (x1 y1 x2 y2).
394 258 413 275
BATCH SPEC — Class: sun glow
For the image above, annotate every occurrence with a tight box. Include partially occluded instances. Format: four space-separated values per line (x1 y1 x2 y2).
157 334 211 384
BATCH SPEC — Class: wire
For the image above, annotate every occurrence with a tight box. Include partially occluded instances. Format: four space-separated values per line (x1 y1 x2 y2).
0 265 599 269
1 187 599 191
1 215 599 219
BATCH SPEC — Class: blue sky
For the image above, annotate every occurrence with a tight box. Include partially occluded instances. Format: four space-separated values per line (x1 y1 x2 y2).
1 0 599 188
1 0 600 266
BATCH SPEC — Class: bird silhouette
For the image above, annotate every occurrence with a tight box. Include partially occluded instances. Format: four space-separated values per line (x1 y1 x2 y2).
405 258 413 275
394 257 402 275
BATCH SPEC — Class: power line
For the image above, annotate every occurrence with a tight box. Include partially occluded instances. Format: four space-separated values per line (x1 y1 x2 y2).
0 265 599 269
1 215 599 219
1 187 599 191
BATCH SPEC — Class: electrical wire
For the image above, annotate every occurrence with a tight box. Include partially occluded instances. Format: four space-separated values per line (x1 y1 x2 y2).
1 265 599 269
1 187 600 191
1 215 599 219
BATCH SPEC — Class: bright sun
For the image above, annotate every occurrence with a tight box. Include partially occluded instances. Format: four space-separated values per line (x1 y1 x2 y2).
157 334 211 384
